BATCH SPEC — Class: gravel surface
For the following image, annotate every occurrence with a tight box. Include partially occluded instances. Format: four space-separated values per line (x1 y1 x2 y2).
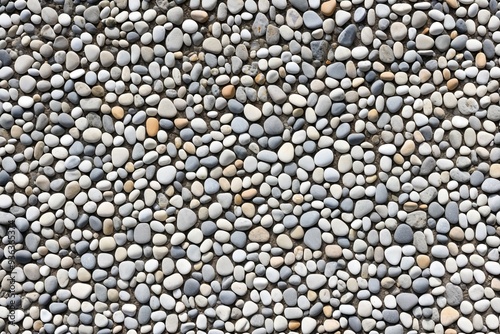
1 0 500 333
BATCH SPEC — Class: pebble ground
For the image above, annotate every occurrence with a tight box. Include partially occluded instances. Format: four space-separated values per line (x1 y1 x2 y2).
2 0 500 333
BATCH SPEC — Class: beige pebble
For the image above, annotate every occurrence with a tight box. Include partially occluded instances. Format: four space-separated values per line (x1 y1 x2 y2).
449 227 464 241
476 52 486 69
416 255 430 268
325 245 343 258
441 307 460 326
321 0 336 16
111 106 124 119
490 164 500 177
221 85 235 98
146 118 159 137
242 203 255 218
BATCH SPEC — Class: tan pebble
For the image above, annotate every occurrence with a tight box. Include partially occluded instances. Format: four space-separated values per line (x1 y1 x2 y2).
288 321 300 330
221 85 235 98
249 226 270 242
112 106 124 119
146 118 159 137
400 140 415 156
447 78 459 91
77 268 91 281
324 319 340 331
103 219 114 235
490 164 500 177
33 321 43 331
255 73 266 85
276 234 293 249
393 153 404 165
10 125 22 138
416 255 430 268
270 257 283 267
450 30 458 39
440 306 459 326
292 194 304 204
445 329 457 334
183 142 195 154
321 0 336 16
290 226 304 239
449 227 464 241
403 202 418 211
242 203 255 218
223 165 237 177
380 72 394 81
323 306 333 317
307 290 317 301
381 277 395 289
191 10 209 22
419 69 431 82
446 0 459 9
125 162 134 173
234 194 242 205
115 247 127 262
476 53 486 69
367 109 379 122
442 68 451 80
491 278 500 291
123 180 134 192
108 289 119 302
61 257 73 268
219 178 230 191
325 245 343 258
241 189 257 199
174 118 188 129
352 78 364 88
448 242 459 256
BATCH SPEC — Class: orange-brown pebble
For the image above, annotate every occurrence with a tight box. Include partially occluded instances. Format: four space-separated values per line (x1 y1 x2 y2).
146 118 159 136
112 106 124 119
221 85 235 98
321 0 336 16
